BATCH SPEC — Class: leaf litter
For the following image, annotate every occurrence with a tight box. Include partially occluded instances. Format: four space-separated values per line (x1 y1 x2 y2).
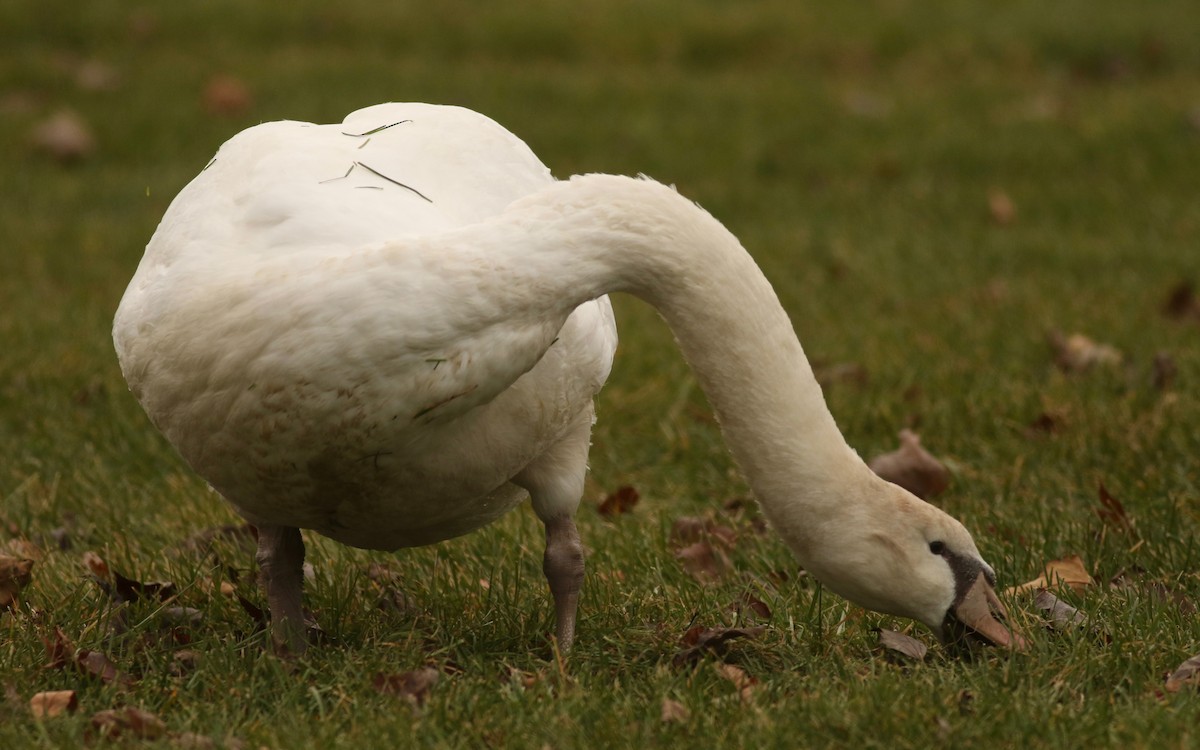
868 429 951 500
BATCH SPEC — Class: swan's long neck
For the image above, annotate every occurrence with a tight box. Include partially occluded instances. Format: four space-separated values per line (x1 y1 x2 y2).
491 175 884 564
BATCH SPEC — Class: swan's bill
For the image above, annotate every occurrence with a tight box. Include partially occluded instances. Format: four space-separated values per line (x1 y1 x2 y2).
948 572 1028 651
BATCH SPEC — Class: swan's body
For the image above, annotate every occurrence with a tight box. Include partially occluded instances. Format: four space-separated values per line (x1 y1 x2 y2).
115 103 1023 653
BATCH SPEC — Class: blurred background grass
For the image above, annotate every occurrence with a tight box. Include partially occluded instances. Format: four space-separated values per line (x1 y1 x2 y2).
1 1 1198 747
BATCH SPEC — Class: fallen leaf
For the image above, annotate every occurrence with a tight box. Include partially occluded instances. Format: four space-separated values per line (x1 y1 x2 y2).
713 663 757 702
1165 653 1200 693
988 189 1017 225
29 690 77 718
674 541 730 584
867 429 951 500
877 628 928 661
170 732 216 749
1109 568 1197 617
1026 410 1065 436
673 625 765 666
1163 281 1199 320
1034 589 1087 630
89 706 166 740
42 626 75 669
1095 484 1135 535
202 74 253 116
1048 331 1122 373
669 516 736 548
372 667 439 707
730 591 771 621
29 110 96 163
83 551 176 604
660 696 690 723
76 649 134 688
0 555 34 609
1008 555 1094 595
598 485 639 516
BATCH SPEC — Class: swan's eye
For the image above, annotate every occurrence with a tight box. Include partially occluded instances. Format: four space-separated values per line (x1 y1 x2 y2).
928 540 946 555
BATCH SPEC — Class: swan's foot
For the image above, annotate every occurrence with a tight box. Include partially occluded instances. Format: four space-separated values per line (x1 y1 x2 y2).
543 515 584 652
255 524 308 656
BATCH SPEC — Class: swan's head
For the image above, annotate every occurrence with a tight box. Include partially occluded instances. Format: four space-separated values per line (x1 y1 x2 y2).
798 481 1027 651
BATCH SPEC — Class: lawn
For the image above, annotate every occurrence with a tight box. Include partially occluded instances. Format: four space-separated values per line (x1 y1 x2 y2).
2 1 1198 747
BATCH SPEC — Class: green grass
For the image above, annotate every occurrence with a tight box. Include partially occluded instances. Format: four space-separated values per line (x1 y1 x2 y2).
2 0 1199 747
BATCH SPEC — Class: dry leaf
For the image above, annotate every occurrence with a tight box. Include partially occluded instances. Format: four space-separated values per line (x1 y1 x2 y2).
730 591 771 621
42 626 76 669
877 628 928 661
868 429 951 500
1008 555 1094 595
90 706 166 740
988 189 1017 225
76 649 134 688
1096 484 1135 535
1048 331 1122 373
1163 281 1199 321
29 690 77 718
0 555 34 609
713 663 757 702
30 110 96 163
660 696 690 723
673 625 765 666
669 516 736 548
170 732 216 749
1165 653 1200 693
674 541 730 584
1034 589 1087 630
203 75 253 116
598 485 639 516
372 667 440 707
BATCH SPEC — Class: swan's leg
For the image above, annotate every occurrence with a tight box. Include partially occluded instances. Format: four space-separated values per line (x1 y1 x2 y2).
514 408 594 652
255 523 307 655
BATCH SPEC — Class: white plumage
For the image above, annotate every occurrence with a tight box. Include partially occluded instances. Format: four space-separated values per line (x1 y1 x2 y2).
115 103 1024 654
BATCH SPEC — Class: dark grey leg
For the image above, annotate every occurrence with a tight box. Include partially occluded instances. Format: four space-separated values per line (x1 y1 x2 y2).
542 515 585 652
255 524 307 655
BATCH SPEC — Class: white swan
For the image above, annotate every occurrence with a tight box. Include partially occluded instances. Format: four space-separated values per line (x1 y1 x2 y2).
114 103 1024 654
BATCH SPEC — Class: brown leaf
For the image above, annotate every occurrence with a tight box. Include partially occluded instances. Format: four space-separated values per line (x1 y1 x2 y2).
598 485 639 516
29 110 96 163
1096 484 1135 535
1033 589 1087 630
83 551 176 604
877 628 928 661
1007 555 1094 596
673 626 765 666
1163 281 1199 320
660 696 690 723
0 555 34 609
1048 331 1122 373
674 541 730 584
730 591 771 621
42 626 76 669
76 649 134 688
89 706 166 740
669 516 737 548
372 667 440 707
29 690 77 718
713 663 757 702
867 429 951 500
203 75 253 116
1165 653 1200 693
170 732 217 749
988 189 1017 225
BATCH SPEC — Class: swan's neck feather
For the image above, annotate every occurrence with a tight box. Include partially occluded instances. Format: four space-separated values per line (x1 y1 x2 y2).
479 174 884 569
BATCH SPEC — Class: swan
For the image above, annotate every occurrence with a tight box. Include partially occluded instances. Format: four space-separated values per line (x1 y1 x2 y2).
114 103 1025 655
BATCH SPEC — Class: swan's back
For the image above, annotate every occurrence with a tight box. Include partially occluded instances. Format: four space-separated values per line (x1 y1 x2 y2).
143 103 553 268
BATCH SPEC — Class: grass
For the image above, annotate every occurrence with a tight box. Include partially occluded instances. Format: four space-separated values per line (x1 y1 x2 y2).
2 0 1199 746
